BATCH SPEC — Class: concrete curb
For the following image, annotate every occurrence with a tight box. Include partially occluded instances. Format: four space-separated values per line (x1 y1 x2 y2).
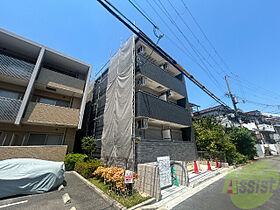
190 167 231 188
70 171 126 210
128 197 156 210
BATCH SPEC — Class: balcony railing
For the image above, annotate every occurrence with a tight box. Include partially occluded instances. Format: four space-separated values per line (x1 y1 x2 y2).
136 54 186 97
36 68 85 96
136 91 192 126
0 52 34 80
0 96 21 121
22 102 80 127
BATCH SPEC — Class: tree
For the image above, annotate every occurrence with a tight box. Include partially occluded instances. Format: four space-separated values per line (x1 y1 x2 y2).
230 127 257 160
193 117 247 164
81 136 97 158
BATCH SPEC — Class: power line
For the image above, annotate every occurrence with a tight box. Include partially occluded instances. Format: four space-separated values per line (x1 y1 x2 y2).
180 0 231 71
152 0 225 93
167 0 228 77
97 0 228 107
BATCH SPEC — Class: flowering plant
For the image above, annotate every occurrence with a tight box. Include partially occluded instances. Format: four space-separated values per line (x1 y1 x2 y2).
93 166 138 194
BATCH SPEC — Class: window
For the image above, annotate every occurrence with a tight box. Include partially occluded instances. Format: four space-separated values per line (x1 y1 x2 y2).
28 134 46 145
0 89 19 99
45 134 63 145
39 97 69 107
27 134 63 145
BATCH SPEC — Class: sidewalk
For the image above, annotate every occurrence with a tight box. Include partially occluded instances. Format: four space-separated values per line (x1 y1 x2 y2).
136 167 232 210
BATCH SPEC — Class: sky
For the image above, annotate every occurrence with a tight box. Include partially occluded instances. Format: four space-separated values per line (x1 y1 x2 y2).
1 0 280 113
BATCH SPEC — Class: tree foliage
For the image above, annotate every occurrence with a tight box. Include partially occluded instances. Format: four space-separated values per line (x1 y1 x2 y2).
230 127 257 160
81 136 97 158
193 117 251 164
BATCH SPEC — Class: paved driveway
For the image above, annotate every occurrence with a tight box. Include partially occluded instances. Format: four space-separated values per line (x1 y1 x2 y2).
0 172 115 210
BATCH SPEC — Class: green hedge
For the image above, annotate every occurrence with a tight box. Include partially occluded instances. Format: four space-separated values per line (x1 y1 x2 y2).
74 161 104 179
64 153 88 171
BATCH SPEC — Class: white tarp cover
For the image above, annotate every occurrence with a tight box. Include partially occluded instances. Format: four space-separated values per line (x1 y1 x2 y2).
0 158 65 199
255 144 265 157
101 36 134 169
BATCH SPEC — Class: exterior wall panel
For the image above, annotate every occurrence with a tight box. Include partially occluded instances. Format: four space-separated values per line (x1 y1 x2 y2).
136 91 192 126
23 102 79 127
0 145 67 161
37 68 85 96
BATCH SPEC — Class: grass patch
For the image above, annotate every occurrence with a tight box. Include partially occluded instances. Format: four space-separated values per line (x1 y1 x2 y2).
90 178 151 208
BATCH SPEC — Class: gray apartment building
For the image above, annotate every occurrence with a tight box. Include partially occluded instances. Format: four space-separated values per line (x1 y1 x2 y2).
82 36 197 169
0 28 91 159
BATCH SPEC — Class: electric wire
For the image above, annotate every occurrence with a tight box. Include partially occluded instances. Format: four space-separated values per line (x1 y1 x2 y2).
152 0 225 94
97 0 228 106
180 0 230 71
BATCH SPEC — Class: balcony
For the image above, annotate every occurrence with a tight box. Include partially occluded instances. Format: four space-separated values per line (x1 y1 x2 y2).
258 124 275 132
36 68 85 97
0 96 21 122
0 52 34 81
136 91 192 126
22 102 80 127
136 54 186 97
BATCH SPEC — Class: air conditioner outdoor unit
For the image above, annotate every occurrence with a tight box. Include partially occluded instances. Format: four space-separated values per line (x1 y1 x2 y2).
137 45 145 54
162 129 171 140
137 119 148 129
167 90 173 97
138 77 146 86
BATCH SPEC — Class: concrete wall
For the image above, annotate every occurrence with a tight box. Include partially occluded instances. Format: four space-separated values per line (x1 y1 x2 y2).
37 68 85 95
135 163 161 201
0 145 67 162
64 128 77 152
23 102 79 127
136 141 197 164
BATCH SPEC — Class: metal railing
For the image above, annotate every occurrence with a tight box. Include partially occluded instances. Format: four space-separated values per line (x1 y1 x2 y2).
0 52 34 80
0 96 21 121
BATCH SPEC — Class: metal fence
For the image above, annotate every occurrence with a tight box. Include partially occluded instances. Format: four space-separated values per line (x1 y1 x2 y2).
197 151 226 162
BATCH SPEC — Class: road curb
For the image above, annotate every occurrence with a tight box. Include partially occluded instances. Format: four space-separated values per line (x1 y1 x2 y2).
128 197 156 210
70 171 126 210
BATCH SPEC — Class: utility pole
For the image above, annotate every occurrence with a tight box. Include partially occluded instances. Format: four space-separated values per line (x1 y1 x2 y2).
225 76 238 113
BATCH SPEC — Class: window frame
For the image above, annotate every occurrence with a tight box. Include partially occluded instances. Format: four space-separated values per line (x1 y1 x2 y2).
27 133 64 146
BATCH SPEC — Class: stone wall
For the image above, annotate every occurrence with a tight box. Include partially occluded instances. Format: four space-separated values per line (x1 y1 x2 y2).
0 145 67 162
135 163 161 201
136 141 198 164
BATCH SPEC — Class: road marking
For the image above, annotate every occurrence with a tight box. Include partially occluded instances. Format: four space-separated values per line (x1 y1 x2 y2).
62 193 71 204
0 200 28 209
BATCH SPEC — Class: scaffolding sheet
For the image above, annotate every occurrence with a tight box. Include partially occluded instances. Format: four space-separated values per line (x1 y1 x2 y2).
101 36 134 169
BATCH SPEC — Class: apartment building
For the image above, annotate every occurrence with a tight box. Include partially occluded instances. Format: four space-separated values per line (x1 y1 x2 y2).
82 36 197 168
0 28 91 153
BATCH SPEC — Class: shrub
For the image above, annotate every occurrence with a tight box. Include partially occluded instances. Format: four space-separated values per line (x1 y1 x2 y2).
75 161 104 179
64 153 88 171
93 166 138 193
81 136 97 158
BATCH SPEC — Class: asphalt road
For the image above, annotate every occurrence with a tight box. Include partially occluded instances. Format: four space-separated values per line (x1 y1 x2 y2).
0 172 115 210
173 157 280 210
